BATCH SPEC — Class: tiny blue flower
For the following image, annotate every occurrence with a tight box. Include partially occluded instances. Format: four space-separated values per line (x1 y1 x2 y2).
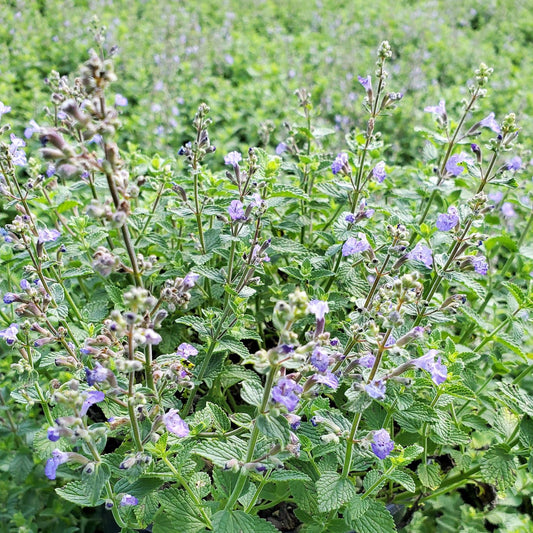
331 152 348 175
120 494 139 506
271 378 303 412
224 151 242 167
371 429 394 459
162 409 190 437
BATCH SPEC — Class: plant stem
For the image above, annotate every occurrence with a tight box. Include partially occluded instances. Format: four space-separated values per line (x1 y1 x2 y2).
224 364 279 511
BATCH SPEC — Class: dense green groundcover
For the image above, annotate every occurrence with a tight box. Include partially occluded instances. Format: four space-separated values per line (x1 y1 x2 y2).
0 2 532 533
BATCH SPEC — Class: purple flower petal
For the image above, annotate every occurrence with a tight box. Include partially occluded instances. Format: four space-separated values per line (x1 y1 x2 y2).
224 151 242 167
371 429 394 459
80 390 105 416
271 378 303 412
162 409 190 437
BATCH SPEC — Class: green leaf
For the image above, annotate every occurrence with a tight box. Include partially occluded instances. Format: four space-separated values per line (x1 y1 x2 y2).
256 414 290 446
193 436 247 468
216 337 250 359
386 468 416 492
56 465 110 507
271 184 310 201
363 470 385 494
82 300 110 322
400 444 424 464
206 402 231 432
484 235 518 253
316 472 356 513
497 382 533 416
417 463 441 489
267 470 312 482
241 379 263 407
494 334 526 359
345 498 396 533
345 494 370 522
212 510 279 533
176 316 210 336
153 488 208 533
105 284 124 306
502 281 526 306
50 283 64 304
480 444 517 490
290 479 318 514
430 411 470 445
519 417 533 448
442 383 476 399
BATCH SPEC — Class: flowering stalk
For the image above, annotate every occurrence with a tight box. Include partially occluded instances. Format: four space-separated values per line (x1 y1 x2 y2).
224 363 280 511
126 326 143 452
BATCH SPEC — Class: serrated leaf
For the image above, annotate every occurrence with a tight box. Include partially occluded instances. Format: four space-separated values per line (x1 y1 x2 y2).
430 411 470 445
316 472 356 513
216 337 250 359
480 445 517 490
206 402 231 432
497 382 533 416
417 463 441 489
345 494 370 522
241 379 263 407
519 417 533 448
484 235 518 253
290 479 318 514
443 383 476 399
271 184 310 201
188 472 211 499
193 436 247 468
212 510 279 533
459 305 491 332
502 281 525 306
386 468 416 492
82 300 110 321
50 283 64 304
494 334 526 359
346 498 396 533
176 315 210 336
153 488 208 533
105 284 124 306
256 414 290 446
400 444 424 464
56 481 102 507
267 470 311 482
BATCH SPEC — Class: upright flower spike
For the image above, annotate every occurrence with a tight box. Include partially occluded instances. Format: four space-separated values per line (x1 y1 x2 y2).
371 429 395 459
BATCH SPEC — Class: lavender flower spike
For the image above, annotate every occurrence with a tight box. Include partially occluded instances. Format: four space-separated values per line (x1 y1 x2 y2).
310 346 330 372
162 409 190 437
331 152 348 175
472 255 488 275
373 161 387 183
271 378 303 412
371 429 395 459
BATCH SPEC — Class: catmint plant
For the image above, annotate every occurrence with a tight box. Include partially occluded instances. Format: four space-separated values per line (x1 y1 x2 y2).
0 28 531 533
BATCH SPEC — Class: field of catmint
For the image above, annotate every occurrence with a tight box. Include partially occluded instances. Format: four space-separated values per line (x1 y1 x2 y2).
1 1 532 532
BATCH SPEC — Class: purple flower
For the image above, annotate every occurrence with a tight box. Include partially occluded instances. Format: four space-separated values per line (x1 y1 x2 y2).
488 191 503 204
176 342 198 359
162 409 190 437
372 161 387 183
342 233 370 257
37 228 61 243
182 272 199 289
120 494 138 506
228 200 246 221
365 379 386 400
0 228 12 243
479 112 500 134
345 214 356 223
314 371 339 389
358 75 372 92
224 151 242 167
472 255 488 275
46 165 56 177
115 94 128 107
24 120 40 139
85 363 110 386
143 329 162 345
9 134 27 166
358 353 376 368
371 429 394 459
446 153 472 177
47 427 61 442
307 300 329 321
310 346 330 372
501 202 516 218
436 206 459 231
506 156 522 172
276 143 288 155
44 449 69 480
3 293 17 304
284 413 301 430
424 100 446 117
271 378 303 412
80 390 105 416
0 101 11 118
412 349 447 385
331 152 348 175
0 323 19 345
20 279 30 290
407 243 433 268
